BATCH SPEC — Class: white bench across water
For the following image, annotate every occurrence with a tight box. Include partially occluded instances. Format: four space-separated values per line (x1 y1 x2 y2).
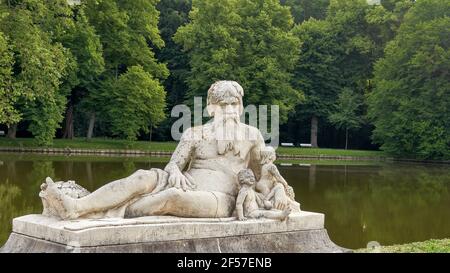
300 143 312 148
281 143 295 147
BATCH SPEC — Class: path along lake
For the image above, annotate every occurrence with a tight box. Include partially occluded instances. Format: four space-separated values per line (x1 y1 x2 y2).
0 153 449 249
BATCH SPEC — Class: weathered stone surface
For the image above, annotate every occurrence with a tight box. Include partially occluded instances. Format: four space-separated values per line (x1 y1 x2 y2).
7 212 322 247
1 212 347 253
1 229 345 253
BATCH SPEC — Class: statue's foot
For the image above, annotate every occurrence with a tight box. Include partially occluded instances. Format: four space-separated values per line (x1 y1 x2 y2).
39 177 78 220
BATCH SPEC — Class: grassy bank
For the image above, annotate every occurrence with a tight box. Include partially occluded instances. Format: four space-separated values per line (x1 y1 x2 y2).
0 137 177 151
0 137 385 158
356 239 450 253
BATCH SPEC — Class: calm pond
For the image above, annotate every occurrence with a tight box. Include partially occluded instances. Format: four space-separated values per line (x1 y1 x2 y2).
0 153 449 249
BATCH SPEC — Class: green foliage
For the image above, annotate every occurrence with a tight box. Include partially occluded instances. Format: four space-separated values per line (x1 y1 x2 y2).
0 1 73 145
329 88 363 131
156 0 191 107
84 0 168 79
81 0 168 140
174 0 303 123
292 18 342 119
102 66 166 140
281 0 330 24
62 7 105 91
0 31 20 126
368 0 450 159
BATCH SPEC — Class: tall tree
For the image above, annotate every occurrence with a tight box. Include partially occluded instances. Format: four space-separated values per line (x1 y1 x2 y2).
174 0 303 123
153 0 191 141
291 18 342 147
0 31 20 127
58 6 105 139
368 0 450 159
0 0 72 144
101 65 166 140
329 88 364 149
83 0 168 139
291 0 391 147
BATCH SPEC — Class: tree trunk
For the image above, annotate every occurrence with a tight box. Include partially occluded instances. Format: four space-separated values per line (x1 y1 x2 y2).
7 124 17 139
87 112 95 139
63 103 74 139
310 115 318 148
345 128 348 150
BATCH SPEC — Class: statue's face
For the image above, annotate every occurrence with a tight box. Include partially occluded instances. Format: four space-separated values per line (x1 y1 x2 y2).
213 98 241 122
241 176 255 186
207 81 243 120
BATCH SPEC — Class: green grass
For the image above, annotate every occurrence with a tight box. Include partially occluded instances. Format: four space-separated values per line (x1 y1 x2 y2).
0 137 385 158
355 239 450 253
277 146 385 158
0 137 177 151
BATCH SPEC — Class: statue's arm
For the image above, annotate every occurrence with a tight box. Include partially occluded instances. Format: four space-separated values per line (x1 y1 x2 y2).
268 163 289 187
248 130 266 180
163 128 196 190
268 163 295 199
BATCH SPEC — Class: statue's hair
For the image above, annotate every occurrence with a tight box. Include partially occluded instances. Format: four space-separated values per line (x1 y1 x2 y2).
207 81 244 116
260 146 276 164
237 169 255 184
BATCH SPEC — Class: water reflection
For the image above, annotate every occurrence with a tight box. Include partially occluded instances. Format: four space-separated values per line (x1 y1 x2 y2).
0 153 449 249
280 163 450 249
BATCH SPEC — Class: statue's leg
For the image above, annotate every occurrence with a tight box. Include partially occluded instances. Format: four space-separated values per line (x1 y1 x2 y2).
125 189 235 218
248 208 291 220
75 169 160 215
42 169 161 219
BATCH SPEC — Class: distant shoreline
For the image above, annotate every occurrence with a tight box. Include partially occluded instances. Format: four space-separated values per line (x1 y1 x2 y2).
0 138 448 165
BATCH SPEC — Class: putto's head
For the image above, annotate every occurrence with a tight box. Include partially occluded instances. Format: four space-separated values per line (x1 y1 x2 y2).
206 80 244 119
237 169 256 186
260 146 276 164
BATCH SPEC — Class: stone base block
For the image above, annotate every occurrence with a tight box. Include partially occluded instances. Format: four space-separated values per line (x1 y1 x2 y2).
1 211 348 253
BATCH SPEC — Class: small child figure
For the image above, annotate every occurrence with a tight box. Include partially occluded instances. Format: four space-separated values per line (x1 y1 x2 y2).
257 146 298 209
235 169 291 221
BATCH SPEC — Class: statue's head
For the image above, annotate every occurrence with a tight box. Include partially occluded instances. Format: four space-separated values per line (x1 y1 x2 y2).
237 169 256 186
207 80 244 121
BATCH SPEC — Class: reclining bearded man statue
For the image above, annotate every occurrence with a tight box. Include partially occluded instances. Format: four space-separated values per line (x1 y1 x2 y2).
39 80 301 220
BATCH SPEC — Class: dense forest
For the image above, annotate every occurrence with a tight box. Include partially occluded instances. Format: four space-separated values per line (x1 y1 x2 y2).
0 0 448 160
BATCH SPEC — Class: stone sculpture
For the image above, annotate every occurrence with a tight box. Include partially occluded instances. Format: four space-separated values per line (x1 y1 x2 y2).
235 169 291 221
2 80 346 253
39 80 300 220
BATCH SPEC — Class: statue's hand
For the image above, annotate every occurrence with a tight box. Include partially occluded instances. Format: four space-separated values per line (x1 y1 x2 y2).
168 169 196 191
273 187 289 210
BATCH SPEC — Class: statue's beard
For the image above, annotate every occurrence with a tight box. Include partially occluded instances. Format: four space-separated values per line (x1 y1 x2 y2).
214 115 241 155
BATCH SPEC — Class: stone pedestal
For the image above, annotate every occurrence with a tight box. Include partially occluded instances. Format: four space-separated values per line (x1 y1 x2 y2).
1 211 347 253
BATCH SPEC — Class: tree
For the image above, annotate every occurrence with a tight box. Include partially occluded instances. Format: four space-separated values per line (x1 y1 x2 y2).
153 0 191 141
83 0 168 139
0 1 72 144
0 31 20 127
59 6 105 139
329 88 363 149
157 0 191 107
291 0 390 148
368 0 450 159
291 18 342 147
102 66 166 140
174 0 303 123
280 0 330 24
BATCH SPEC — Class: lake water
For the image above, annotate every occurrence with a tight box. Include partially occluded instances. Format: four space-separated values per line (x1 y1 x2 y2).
0 153 449 249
